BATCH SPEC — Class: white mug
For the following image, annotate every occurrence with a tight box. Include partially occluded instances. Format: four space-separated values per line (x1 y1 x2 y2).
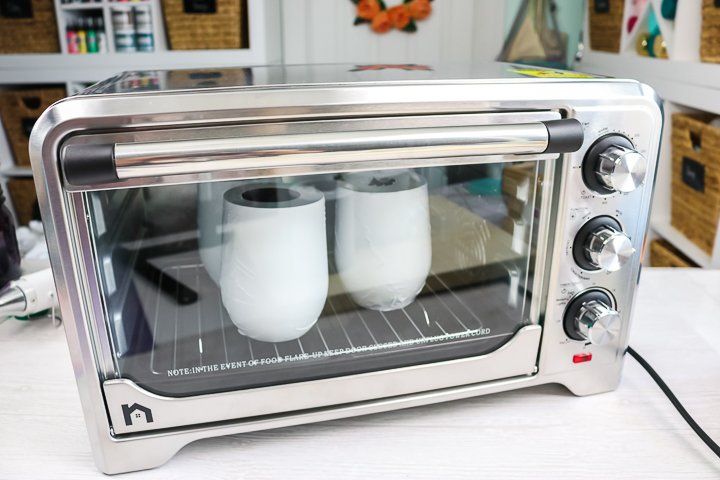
220 183 328 343
335 170 431 311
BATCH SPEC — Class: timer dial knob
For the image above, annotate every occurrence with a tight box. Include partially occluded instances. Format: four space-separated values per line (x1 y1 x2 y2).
573 216 636 272
564 290 621 346
585 225 635 272
583 134 647 194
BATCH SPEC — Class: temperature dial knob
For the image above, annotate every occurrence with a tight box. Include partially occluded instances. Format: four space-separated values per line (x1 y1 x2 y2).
564 290 621 346
576 301 621 345
573 216 635 272
583 134 647 194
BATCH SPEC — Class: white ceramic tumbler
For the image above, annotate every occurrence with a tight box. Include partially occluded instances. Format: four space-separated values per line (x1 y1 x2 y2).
220 183 328 343
197 181 241 283
335 170 431 311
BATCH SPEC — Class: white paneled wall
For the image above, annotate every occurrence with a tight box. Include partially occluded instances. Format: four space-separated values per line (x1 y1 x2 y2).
280 0 507 65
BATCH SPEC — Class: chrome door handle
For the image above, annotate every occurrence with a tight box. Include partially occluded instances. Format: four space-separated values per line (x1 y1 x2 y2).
61 119 582 186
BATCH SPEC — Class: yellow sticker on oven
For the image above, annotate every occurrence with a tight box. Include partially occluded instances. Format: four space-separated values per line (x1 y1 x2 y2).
510 67 600 79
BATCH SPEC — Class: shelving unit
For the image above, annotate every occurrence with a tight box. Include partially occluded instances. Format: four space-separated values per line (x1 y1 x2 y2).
579 0 720 269
581 52 720 114
0 0 281 222
0 0 281 84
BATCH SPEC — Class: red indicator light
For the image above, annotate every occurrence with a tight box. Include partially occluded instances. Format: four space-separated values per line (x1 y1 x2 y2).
573 353 593 364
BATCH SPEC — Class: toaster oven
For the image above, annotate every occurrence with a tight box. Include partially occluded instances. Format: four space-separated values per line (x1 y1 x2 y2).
30 63 662 474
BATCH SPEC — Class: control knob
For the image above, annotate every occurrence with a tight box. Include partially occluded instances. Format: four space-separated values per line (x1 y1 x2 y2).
564 290 621 346
583 134 647 194
573 217 635 272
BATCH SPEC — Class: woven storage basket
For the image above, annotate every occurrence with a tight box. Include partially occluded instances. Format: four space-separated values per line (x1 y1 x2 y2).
0 0 60 53
701 0 720 63
161 0 246 50
6 178 37 226
670 113 720 255
588 0 625 53
0 87 66 167
649 239 698 267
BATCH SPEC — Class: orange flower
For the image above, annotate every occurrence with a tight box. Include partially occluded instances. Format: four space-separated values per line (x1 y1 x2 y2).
387 4 411 29
371 10 392 33
408 0 432 20
357 0 381 20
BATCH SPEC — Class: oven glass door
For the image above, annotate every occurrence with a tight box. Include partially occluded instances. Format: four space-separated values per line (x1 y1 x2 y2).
86 159 551 397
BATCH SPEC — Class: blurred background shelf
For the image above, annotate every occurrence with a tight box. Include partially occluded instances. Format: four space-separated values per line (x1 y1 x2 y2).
581 51 720 115
0 0 282 222
650 219 716 268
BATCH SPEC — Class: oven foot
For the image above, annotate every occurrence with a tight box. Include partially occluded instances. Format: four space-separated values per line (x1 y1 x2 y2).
553 362 624 397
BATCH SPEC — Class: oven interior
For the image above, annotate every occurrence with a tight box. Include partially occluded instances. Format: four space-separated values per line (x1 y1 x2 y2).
86 161 550 397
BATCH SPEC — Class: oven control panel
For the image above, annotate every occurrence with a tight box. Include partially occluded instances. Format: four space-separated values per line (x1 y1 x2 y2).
543 100 660 390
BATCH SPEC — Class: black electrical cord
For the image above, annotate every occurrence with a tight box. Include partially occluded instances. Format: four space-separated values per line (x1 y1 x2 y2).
626 346 720 459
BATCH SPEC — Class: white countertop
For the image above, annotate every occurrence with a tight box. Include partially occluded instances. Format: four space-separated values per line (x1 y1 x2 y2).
1 268 720 479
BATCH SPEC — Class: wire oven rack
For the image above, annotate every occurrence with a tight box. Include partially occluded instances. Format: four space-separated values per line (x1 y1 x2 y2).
120 251 527 396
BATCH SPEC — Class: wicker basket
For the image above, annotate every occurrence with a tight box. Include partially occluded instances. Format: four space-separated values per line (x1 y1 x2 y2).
6 178 37 226
588 0 625 53
0 0 60 53
701 0 720 63
649 239 698 267
161 0 246 50
0 87 66 167
670 113 720 255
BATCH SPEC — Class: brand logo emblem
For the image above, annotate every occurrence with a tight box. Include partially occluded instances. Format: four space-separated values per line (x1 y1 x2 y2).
121 403 154 426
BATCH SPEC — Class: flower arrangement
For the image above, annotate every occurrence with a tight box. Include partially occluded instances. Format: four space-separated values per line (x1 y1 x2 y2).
352 0 433 34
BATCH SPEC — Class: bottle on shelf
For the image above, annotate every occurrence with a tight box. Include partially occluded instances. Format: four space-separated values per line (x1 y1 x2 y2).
97 17 108 53
134 5 154 53
112 6 137 53
77 18 88 54
66 20 79 54
87 17 98 54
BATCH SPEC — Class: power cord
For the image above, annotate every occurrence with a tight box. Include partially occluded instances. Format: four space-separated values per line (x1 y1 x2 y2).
626 346 720 459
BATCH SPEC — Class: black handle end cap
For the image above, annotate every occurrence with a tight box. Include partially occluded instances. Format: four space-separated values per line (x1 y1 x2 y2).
543 119 584 154
62 144 118 185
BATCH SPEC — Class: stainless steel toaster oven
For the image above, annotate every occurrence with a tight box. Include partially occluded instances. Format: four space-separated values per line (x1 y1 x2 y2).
30 63 662 474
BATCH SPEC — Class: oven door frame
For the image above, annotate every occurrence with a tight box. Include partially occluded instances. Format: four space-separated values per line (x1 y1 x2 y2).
61 110 561 434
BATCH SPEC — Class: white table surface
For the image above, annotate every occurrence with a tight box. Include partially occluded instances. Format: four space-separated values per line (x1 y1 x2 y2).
1 268 720 479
